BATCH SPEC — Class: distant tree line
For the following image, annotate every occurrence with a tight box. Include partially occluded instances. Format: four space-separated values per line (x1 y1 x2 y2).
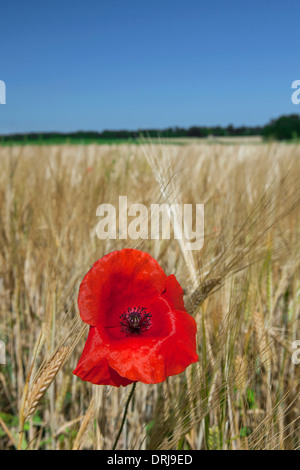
261 114 300 141
0 114 299 143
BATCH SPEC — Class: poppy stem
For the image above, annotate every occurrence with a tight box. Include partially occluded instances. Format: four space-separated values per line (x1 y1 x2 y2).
112 382 136 450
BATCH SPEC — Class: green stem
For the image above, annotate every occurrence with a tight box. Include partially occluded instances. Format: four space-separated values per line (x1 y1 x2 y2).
112 382 136 450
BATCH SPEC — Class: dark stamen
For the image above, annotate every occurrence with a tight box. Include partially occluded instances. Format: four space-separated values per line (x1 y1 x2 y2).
120 307 152 336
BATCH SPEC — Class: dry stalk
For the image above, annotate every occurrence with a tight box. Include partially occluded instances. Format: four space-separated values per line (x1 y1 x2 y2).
72 397 95 450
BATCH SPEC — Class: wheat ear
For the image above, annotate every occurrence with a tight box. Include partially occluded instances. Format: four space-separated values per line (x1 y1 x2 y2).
23 346 69 421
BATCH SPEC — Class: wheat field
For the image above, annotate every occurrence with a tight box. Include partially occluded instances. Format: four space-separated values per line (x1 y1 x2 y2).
0 141 299 450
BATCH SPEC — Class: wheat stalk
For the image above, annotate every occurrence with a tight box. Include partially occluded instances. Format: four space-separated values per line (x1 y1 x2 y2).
72 397 95 450
253 310 272 372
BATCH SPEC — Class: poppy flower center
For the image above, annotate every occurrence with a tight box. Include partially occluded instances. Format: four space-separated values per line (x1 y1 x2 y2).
120 307 152 336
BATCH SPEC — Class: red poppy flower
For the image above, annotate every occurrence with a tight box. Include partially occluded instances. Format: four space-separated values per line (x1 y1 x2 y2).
73 249 198 387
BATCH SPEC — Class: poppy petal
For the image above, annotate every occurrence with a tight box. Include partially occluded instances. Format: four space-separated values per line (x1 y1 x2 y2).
161 274 186 311
73 326 133 387
78 249 167 326
107 298 198 384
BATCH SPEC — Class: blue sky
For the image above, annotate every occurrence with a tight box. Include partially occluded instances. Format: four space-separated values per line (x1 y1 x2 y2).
0 0 299 133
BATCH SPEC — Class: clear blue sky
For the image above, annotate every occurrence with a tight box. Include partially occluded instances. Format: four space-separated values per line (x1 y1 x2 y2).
0 0 299 133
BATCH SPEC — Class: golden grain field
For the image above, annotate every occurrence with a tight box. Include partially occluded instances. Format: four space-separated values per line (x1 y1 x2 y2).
0 141 299 450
